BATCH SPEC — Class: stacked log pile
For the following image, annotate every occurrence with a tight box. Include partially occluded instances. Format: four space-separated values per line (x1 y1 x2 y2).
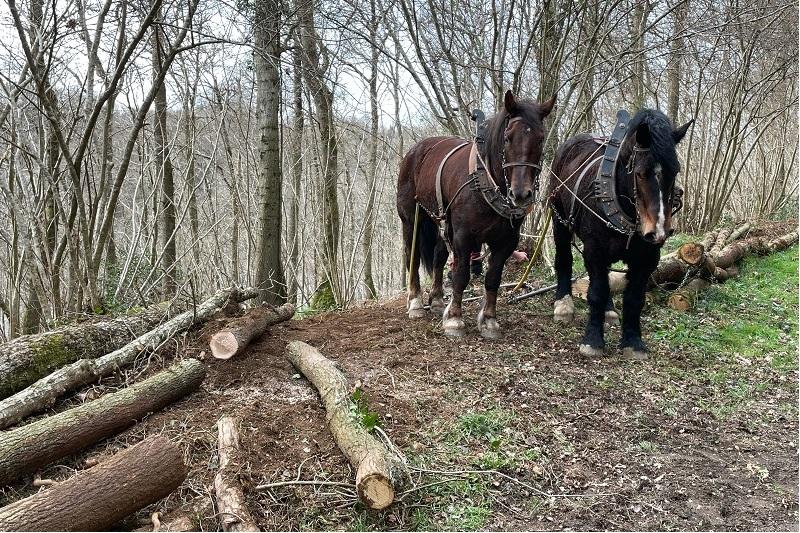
571 224 798 311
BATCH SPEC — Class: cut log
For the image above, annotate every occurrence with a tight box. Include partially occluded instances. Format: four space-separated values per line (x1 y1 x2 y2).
677 242 705 266
698 230 718 252
285 341 407 510
0 287 256 430
0 358 204 486
768 231 799 252
0 303 174 399
0 436 187 531
711 227 733 253
727 222 752 244
210 304 294 360
571 271 628 299
214 416 259 532
667 278 712 311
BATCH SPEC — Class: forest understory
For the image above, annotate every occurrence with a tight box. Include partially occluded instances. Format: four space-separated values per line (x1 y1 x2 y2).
0 221 796 532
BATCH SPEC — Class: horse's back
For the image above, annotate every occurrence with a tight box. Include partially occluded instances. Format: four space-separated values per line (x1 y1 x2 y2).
398 136 468 210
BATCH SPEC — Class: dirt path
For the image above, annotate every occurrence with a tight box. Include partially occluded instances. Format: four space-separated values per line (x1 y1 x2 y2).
114 276 797 531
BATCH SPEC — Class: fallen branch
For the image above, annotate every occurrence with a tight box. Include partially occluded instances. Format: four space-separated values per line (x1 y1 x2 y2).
0 358 204 486
0 287 256 430
286 341 407 510
214 416 259 532
0 436 187 531
210 304 294 360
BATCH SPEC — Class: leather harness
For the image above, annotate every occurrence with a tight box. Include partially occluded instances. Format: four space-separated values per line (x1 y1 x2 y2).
422 110 538 253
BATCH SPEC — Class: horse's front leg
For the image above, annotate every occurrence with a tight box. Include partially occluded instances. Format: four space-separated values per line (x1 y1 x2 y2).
442 241 471 337
620 251 659 360
580 259 611 357
477 244 514 339
429 240 448 315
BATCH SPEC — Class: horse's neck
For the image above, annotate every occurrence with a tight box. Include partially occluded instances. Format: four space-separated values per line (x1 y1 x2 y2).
614 146 637 216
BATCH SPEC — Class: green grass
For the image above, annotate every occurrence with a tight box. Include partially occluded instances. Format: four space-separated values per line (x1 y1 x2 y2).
649 244 798 419
650 245 798 367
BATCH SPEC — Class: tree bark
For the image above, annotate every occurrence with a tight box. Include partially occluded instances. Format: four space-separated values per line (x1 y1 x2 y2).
667 277 711 311
0 358 203 486
0 303 173 399
0 288 256 429
285 341 406 509
0 436 187 531
152 0 178 297
299 0 341 304
210 303 294 360
214 416 259 532
253 0 286 305
361 0 380 300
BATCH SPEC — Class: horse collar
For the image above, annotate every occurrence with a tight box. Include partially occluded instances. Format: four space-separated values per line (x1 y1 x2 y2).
593 109 638 236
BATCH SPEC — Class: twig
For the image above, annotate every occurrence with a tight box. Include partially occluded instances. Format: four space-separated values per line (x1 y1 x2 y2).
32 473 56 487
255 480 356 491
151 511 161 532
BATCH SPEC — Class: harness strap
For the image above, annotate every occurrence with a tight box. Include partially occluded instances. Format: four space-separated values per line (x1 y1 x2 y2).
435 142 471 219
432 141 471 254
567 154 604 224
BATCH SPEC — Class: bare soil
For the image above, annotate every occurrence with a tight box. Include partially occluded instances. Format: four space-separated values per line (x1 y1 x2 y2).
4 224 798 532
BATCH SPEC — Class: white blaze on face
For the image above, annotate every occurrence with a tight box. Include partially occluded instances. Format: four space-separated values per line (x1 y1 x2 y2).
654 163 666 240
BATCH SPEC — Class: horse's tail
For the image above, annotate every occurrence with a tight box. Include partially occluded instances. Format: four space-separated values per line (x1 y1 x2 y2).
417 214 439 276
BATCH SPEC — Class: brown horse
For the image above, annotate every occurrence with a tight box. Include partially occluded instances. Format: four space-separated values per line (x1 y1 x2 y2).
397 91 555 338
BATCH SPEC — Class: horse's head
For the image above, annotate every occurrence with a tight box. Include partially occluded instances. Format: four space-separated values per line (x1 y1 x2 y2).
495 90 555 208
625 111 694 244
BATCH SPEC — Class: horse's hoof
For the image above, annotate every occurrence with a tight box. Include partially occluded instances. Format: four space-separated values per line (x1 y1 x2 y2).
622 347 649 360
477 318 502 340
604 310 620 329
443 317 466 337
430 297 445 315
579 344 604 357
407 297 425 319
554 295 574 323
408 308 426 319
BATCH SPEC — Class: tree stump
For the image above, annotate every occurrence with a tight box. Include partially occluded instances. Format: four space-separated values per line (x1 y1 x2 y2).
0 436 187 531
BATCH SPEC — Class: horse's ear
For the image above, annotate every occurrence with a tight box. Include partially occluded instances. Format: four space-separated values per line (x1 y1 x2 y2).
539 95 556 118
672 119 694 144
504 90 518 114
635 122 652 148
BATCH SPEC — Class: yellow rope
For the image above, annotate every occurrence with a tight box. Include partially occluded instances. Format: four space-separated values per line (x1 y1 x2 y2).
511 208 552 292
407 202 420 288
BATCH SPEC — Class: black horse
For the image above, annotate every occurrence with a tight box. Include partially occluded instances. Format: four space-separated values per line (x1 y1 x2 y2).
548 109 693 359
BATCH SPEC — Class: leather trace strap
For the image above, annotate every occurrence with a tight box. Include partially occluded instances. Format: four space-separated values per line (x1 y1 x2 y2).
594 109 638 235
426 141 472 253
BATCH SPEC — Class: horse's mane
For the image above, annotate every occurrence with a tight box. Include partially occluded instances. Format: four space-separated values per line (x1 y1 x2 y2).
625 109 681 176
484 99 545 169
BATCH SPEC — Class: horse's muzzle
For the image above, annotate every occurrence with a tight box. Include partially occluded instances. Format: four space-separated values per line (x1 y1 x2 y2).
509 187 535 208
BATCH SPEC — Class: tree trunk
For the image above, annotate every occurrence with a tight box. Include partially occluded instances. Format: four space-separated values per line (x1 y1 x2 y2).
0 358 204 486
667 0 686 120
214 416 259 532
0 436 187 531
253 0 286 305
0 303 173 399
288 47 304 303
0 287 257 429
210 303 294 360
361 0 380 300
285 341 407 510
151 3 178 297
299 0 341 304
